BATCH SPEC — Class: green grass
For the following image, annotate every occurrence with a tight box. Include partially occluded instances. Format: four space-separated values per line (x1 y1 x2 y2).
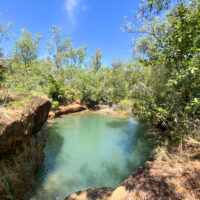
5 100 25 108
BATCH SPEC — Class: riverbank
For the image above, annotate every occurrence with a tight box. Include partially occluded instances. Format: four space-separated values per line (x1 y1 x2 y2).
48 103 129 120
48 103 87 119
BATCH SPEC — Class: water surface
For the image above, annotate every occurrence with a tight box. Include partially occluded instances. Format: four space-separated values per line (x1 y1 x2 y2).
31 112 152 199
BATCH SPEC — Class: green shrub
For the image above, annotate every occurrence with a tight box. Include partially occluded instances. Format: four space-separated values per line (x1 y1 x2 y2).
52 101 59 109
120 99 133 105
46 77 65 101
65 87 76 103
118 99 133 111
6 100 25 107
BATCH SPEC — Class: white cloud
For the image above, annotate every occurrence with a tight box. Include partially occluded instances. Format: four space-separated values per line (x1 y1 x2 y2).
65 0 86 24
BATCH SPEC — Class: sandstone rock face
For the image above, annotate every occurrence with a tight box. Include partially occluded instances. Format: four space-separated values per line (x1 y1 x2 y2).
109 160 200 200
0 97 51 200
49 104 87 119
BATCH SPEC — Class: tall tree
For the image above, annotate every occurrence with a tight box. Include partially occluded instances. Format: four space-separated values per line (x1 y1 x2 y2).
91 49 102 73
0 13 12 86
0 13 12 58
47 25 87 70
13 29 41 68
47 26 71 70
6 29 42 92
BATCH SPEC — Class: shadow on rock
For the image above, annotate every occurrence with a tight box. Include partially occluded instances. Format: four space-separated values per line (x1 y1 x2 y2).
65 187 114 200
111 161 200 200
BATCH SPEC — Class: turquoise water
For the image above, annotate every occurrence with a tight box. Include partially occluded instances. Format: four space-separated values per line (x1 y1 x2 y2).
30 112 152 200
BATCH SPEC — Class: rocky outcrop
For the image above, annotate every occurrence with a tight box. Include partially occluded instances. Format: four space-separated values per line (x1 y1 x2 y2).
49 104 87 119
65 160 200 200
0 97 51 200
110 161 200 200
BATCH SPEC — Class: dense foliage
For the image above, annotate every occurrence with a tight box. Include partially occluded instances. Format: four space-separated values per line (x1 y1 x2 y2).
125 0 200 146
0 0 199 146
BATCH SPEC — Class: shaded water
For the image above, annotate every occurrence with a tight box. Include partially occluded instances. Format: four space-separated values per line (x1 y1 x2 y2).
30 112 153 200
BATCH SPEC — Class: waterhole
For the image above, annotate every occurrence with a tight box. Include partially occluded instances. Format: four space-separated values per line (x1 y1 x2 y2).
31 112 153 199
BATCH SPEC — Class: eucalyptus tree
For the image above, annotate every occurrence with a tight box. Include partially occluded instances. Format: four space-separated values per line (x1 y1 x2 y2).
47 25 71 70
6 29 43 93
91 49 102 73
0 13 12 58
0 13 12 85
46 26 88 101
47 25 87 70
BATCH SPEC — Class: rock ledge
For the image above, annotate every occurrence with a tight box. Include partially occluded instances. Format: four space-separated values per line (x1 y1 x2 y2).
0 96 51 200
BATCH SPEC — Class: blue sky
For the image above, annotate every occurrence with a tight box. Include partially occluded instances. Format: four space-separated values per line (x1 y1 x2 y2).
0 0 141 66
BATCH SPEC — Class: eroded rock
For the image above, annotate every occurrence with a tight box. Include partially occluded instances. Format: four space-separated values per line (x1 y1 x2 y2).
49 104 87 119
109 161 200 200
0 96 51 200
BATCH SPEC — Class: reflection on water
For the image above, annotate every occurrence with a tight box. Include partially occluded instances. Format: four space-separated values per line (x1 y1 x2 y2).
30 113 153 200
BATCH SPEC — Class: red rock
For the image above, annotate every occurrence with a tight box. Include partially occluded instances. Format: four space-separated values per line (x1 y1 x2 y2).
0 96 51 200
49 104 87 118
